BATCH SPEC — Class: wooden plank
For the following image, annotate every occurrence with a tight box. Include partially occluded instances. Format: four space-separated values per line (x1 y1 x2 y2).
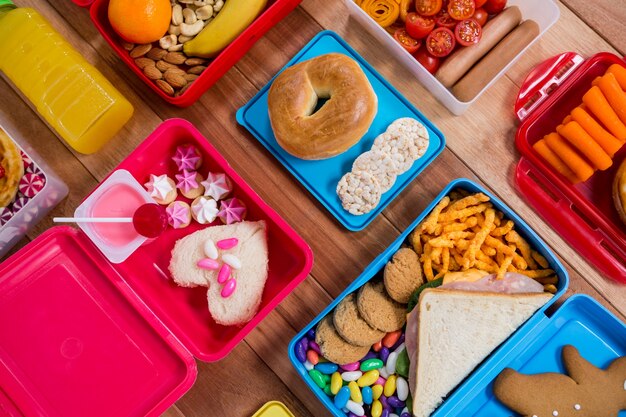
560 0 626 56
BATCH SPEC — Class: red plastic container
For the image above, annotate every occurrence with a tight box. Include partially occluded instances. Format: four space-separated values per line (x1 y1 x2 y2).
514 51 626 283
0 119 313 416
75 0 301 107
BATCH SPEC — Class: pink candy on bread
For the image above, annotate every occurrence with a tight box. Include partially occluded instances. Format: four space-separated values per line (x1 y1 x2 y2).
221 278 236 298
217 263 231 284
197 258 219 270
216 237 238 249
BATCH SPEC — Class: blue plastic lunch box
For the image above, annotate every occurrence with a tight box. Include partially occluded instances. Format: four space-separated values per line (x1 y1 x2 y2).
237 30 445 232
288 178 626 416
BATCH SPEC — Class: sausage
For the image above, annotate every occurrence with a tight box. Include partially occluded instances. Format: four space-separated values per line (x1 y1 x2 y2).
452 19 540 102
435 6 522 88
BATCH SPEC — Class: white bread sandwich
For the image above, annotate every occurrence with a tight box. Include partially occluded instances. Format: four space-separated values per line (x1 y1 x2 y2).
169 220 269 326
406 273 553 417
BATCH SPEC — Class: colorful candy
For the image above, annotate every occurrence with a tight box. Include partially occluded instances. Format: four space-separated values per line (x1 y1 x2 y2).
341 371 362 382
197 258 219 270
372 384 383 400
346 400 365 416
220 278 236 298
384 375 397 397
372 340 382 352
315 362 338 375
309 341 321 354
334 386 350 408
371 400 383 417
361 358 384 371
217 263 231 284
18 173 45 198
295 338 307 363
348 381 362 402
385 352 398 375
330 372 342 395
382 330 402 349
307 350 319 366
357 370 380 387
222 254 242 269
309 369 326 389
203 239 218 259
362 386 373 405
396 376 409 401
341 362 360 371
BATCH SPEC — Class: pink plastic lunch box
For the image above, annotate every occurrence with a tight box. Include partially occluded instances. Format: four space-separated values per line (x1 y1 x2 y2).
0 119 313 416
72 0 301 106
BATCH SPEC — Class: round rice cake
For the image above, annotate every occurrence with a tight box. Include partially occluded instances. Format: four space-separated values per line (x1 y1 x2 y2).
383 247 424 304
333 293 386 346
357 280 406 332
351 149 398 193
315 315 371 365
337 170 382 215
372 132 415 174
388 117 430 159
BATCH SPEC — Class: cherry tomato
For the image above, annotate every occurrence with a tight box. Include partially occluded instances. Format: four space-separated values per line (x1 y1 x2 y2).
435 10 457 28
425 27 456 57
406 13 436 39
447 0 475 20
484 0 506 14
394 28 422 53
474 0 487 6
415 0 443 16
413 48 441 73
472 7 488 26
454 18 482 46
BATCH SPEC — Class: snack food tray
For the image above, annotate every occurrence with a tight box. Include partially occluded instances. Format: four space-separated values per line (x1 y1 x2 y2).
513 52 626 283
73 0 301 107
343 0 559 115
236 30 445 231
288 178 570 417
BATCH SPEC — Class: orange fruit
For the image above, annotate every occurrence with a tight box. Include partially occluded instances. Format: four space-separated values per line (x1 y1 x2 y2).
108 0 171 44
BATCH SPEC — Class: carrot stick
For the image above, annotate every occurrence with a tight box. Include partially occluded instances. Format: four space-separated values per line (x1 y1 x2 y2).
563 114 572 124
591 76 602 87
597 72 626 125
533 139 580 183
582 86 626 141
544 132 595 182
571 106 623 157
607 64 626 91
556 121 612 170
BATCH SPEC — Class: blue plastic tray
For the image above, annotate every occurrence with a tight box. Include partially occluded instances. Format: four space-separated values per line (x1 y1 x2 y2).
236 30 445 231
288 178 573 417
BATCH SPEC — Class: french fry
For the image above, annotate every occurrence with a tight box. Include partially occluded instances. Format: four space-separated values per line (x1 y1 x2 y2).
491 220 514 237
506 230 538 269
431 246 443 265
496 245 515 280
455 239 471 251
531 250 550 269
450 248 464 267
463 208 495 269
422 243 434 281
447 192 490 212
438 202 491 223
474 259 498 273
429 231 475 248
512 253 528 270
442 217 478 233
481 245 496 257
484 235 514 255
409 227 423 254
421 197 450 234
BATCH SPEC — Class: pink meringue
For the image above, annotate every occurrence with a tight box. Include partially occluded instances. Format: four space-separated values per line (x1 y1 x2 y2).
172 145 202 171
191 196 218 224
201 172 232 201
145 174 176 204
218 198 247 224
175 170 204 199
166 201 191 229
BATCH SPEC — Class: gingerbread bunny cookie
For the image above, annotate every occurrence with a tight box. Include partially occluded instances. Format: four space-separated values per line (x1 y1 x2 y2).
494 345 626 417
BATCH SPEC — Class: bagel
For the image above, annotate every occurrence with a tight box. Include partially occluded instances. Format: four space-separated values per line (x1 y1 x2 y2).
267 53 378 160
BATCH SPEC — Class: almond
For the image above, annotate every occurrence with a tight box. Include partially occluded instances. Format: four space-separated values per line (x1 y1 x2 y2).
156 60 177 72
156 79 175 96
164 71 188 89
130 44 152 58
187 65 206 75
122 41 135 51
135 57 155 70
144 65 163 80
184 73 199 82
175 82 192 97
185 57 207 66
146 47 168 61
164 51 186 65
164 67 186 76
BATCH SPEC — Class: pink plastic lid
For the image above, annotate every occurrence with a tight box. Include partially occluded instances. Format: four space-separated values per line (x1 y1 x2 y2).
0 227 197 416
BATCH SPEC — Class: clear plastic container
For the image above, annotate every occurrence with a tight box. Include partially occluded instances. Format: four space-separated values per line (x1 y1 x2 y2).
0 0 133 154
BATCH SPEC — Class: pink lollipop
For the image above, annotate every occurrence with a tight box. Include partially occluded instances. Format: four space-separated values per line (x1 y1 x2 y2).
54 203 168 239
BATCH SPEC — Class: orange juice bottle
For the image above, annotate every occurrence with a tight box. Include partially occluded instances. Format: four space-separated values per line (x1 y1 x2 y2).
0 0 133 154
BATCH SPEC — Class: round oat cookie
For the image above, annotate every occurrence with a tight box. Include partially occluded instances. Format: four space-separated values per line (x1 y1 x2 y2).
357 281 406 332
315 315 371 365
383 247 424 304
333 293 386 346
337 170 382 216
372 131 415 174
352 149 398 193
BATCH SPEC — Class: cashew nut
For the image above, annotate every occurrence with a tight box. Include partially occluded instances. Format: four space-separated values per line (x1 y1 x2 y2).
178 34 193 43
171 4 183 26
180 20 204 37
195 5 213 20
179 0 194 3
168 24 181 36
168 44 184 52
193 0 207 5
213 0 224 12
159 34 178 50
182 7 197 24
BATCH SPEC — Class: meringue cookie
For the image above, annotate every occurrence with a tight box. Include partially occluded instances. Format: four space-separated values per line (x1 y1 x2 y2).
191 196 218 224
145 174 177 205
217 198 247 224
202 172 232 201
175 170 204 199
166 201 191 229
172 145 202 171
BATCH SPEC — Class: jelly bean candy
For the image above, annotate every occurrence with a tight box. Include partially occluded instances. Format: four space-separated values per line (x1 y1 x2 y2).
307 350 319 365
340 362 360 371
341 371 362 382
388 395 405 408
362 385 373 405
372 340 382 352
382 330 402 348
357 370 379 387
389 413 399 417
360 358 384 371
375 376 387 386
392 334 405 351
308 369 326 389
371 400 383 417
304 360 314 371
384 375 397 397
379 347 390 363
348 413 359 417
309 340 321 354
363 351 378 361
295 338 307 363
381 409 390 417
316 362 338 375
385 352 398 375
306 328 315 339
380 395 389 409
400 412 411 417
323 384 332 396
348 381 362 403
346 400 365 416
379 366 390 379
393 343 406 355
330 372 342 395
372 384 384 400
334 386 350 409
396 376 409 401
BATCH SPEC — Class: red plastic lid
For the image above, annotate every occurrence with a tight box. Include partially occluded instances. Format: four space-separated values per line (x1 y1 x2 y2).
0 227 196 416
71 0 95 7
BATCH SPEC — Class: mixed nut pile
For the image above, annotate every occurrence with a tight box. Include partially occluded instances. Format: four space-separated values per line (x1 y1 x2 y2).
121 0 225 97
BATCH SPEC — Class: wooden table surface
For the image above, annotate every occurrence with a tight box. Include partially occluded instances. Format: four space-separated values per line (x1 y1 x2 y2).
2 1 625 416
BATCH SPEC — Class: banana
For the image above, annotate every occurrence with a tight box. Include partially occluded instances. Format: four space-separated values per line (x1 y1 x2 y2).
183 0 268 58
